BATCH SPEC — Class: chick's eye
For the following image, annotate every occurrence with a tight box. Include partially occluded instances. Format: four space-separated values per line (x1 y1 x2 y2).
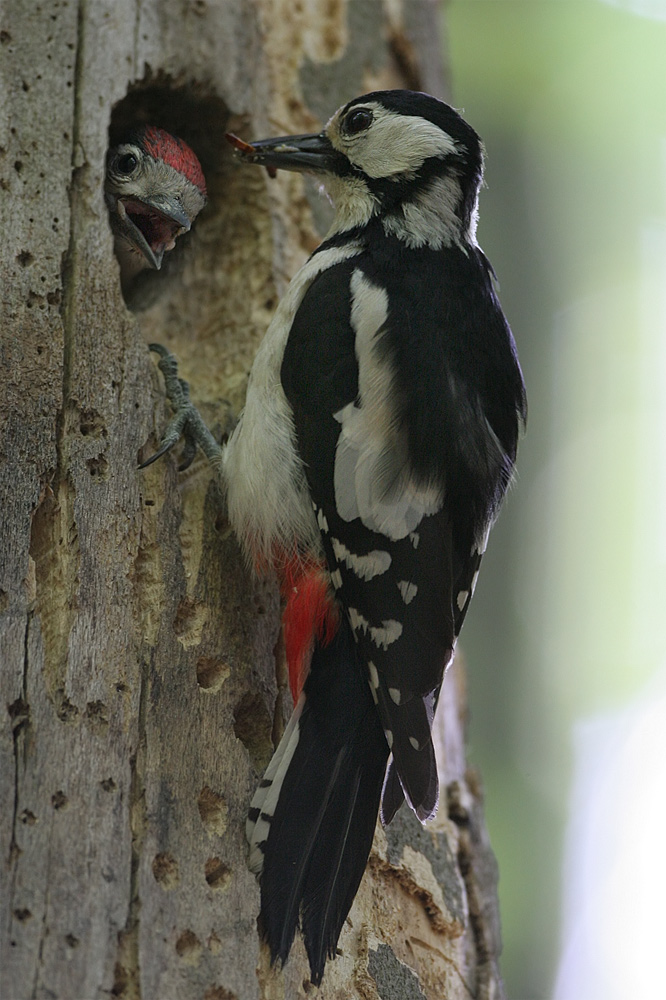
117 153 138 174
343 108 372 135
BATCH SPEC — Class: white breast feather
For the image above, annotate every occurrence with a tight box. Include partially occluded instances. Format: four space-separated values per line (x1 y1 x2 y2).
223 244 362 564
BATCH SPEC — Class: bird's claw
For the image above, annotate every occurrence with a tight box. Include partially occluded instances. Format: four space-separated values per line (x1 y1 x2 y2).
139 343 226 473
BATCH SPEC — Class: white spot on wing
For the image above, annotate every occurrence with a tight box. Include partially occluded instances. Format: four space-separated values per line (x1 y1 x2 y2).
389 687 401 705
348 607 368 635
330 568 343 590
409 532 420 549
370 620 402 649
348 608 403 650
330 536 391 580
385 729 394 750
397 580 418 604
409 736 420 751
368 661 379 690
317 508 329 532
457 590 469 612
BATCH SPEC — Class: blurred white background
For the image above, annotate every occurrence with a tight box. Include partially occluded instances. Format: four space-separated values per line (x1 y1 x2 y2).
446 1 666 995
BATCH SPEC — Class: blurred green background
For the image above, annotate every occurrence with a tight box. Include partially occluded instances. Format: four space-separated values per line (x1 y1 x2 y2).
445 1 666 997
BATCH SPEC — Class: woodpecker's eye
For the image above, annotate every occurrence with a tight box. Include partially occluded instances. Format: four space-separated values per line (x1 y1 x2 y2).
117 152 138 174
342 108 373 136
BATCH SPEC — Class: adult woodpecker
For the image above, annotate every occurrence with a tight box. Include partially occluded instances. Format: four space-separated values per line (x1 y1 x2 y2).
225 90 526 984
105 125 207 289
146 90 526 984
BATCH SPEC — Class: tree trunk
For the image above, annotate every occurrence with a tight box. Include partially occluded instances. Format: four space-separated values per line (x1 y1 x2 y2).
0 1 504 997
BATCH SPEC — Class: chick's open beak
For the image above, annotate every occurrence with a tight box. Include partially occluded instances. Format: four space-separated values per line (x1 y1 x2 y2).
114 194 191 270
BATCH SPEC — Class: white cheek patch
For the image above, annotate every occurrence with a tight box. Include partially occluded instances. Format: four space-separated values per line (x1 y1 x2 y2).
331 104 459 179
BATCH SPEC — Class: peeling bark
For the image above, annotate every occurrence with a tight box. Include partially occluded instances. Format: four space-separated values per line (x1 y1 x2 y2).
0 1 504 997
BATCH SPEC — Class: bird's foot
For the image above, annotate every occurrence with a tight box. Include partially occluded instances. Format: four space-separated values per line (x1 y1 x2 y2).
140 343 230 473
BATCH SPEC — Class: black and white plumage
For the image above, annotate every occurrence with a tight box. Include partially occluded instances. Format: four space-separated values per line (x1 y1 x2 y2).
224 90 526 984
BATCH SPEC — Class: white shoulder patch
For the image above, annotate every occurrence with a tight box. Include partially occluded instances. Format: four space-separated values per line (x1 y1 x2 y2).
333 269 443 541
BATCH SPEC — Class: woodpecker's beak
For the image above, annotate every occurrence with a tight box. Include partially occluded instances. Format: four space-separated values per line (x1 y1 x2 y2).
111 194 191 270
227 131 344 175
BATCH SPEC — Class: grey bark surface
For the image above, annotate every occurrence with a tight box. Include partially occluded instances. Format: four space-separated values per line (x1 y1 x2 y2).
0 1 504 998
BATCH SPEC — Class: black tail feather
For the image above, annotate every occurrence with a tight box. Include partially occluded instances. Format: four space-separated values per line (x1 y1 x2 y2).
259 617 389 984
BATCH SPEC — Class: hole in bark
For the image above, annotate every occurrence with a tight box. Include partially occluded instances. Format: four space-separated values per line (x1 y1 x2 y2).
65 933 79 948
207 931 222 954
85 700 109 730
173 596 198 636
79 408 105 437
51 790 68 810
19 809 37 825
108 73 230 311
196 656 229 693
111 963 128 996
8 697 29 732
198 786 228 835
86 454 108 479
152 852 180 889
204 857 231 890
175 929 203 962
100 777 116 792
54 689 79 723
233 692 274 772
204 988 238 1000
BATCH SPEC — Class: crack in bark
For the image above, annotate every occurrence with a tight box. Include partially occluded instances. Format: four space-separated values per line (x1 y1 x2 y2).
58 0 86 466
112 653 149 1000
8 615 31 870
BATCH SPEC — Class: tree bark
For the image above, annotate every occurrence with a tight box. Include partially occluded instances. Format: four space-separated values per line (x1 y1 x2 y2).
0 1 504 997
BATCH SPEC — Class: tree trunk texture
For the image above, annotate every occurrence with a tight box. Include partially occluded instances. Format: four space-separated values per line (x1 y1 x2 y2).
0 1 504 998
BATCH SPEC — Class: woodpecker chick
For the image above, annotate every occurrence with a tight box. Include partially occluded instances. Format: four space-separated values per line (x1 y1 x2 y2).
105 125 206 288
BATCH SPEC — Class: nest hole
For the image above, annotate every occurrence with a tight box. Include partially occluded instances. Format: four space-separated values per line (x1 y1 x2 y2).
108 72 231 311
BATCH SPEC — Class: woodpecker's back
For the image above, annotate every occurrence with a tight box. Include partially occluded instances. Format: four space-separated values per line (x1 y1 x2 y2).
224 90 526 985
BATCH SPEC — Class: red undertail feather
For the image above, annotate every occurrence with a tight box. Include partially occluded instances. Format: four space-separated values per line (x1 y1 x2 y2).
281 560 339 703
